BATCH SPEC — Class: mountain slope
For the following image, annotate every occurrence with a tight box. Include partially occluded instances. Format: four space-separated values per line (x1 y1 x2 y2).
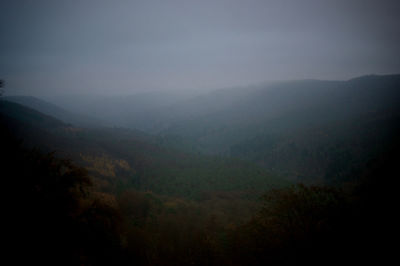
0 100 287 199
4 96 104 127
155 74 400 183
5 74 399 185
160 74 400 152
0 100 67 129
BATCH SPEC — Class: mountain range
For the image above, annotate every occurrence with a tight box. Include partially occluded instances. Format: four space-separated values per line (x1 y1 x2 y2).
5 74 399 184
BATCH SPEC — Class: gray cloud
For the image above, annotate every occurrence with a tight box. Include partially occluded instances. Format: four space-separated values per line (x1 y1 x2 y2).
1 0 399 95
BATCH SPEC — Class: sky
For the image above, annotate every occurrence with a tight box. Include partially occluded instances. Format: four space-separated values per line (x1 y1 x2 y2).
1 0 400 95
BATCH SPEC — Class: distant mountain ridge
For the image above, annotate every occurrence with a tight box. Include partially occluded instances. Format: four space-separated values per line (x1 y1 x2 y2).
0 99 67 129
34 74 400 133
4 74 399 184
3 96 105 127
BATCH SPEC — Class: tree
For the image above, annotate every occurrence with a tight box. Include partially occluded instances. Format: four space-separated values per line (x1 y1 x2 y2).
0 79 4 96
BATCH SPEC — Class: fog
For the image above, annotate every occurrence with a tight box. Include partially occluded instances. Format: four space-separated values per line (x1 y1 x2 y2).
2 2 400 264
1 0 400 96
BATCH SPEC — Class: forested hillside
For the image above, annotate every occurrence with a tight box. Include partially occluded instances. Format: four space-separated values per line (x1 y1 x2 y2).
0 100 286 199
2 104 394 265
2 73 398 265
28 74 400 184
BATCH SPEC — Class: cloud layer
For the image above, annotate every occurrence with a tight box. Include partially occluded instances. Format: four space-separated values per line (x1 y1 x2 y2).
1 0 399 95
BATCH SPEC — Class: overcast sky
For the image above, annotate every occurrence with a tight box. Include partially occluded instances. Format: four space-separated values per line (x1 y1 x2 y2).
1 0 400 95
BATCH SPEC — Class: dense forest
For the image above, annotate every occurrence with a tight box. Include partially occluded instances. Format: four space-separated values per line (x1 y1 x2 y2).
1 74 398 265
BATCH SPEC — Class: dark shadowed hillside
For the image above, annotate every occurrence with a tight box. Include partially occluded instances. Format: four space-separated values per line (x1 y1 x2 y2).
4 96 105 127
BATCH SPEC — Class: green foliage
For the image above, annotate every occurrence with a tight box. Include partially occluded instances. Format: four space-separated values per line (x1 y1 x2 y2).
75 131 288 199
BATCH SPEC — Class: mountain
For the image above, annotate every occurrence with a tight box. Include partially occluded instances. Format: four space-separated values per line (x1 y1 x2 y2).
0 99 67 129
44 90 199 129
159 75 400 147
46 74 400 136
5 74 399 185
4 96 105 127
2 76 398 265
156 74 400 183
0 99 287 199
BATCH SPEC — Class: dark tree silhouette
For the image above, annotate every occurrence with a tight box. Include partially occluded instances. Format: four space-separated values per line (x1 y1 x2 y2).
0 79 4 96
